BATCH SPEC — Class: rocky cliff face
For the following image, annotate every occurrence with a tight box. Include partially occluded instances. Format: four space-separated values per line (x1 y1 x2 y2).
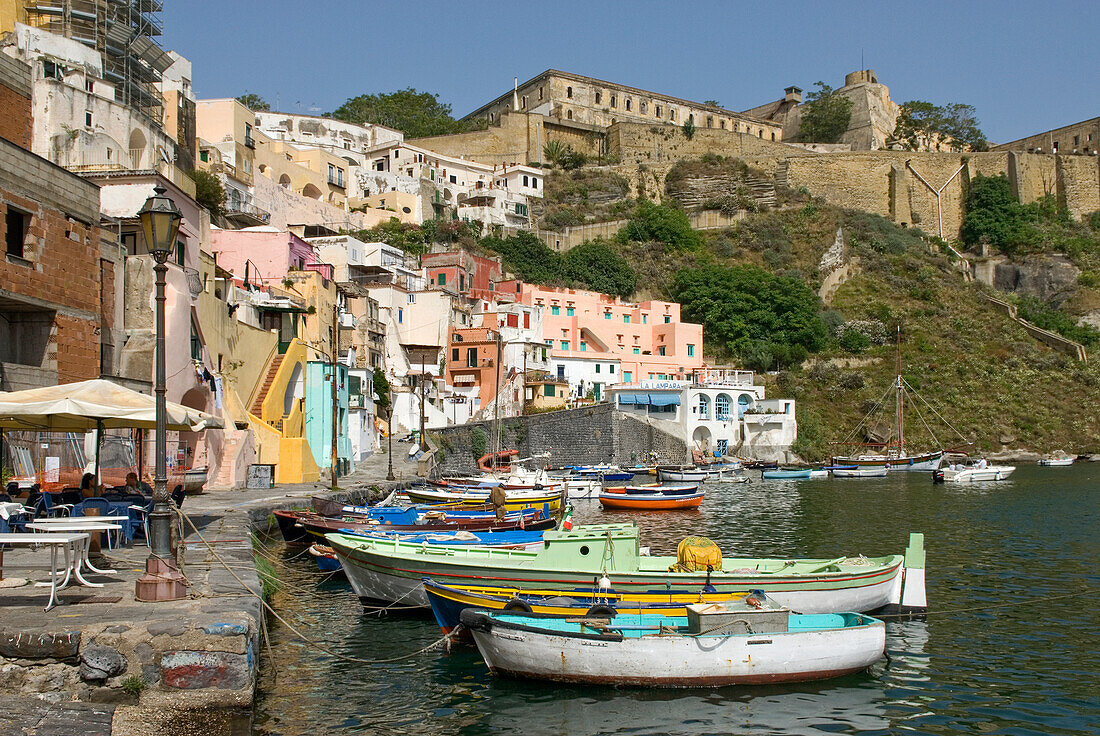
987 255 1080 305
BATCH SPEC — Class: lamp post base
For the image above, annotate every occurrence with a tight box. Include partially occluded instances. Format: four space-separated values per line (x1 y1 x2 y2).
134 556 187 602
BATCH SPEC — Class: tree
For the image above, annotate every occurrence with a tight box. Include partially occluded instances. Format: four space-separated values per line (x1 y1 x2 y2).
329 88 468 138
190 170 225 218
372 367 391 417
542 140 568 166
236 93 270 112
670 264 827 368
893 100 988 151
682 118 696 140
616 200 703 251
562 240 636 297
479 231 564 284
798 82 853 144
703 99 721 108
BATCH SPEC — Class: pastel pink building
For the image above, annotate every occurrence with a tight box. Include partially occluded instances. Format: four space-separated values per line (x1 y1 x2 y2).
520 284 704 395
211 228 318 287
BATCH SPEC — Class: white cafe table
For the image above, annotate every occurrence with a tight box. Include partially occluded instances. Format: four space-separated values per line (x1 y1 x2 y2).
26 521 123 580
30 515 130 550
0 532 90 610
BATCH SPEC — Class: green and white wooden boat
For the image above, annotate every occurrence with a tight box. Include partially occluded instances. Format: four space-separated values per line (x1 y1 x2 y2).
325 524 927 614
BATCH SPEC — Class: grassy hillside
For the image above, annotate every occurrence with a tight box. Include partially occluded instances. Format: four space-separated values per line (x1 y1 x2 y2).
611 200 1100 458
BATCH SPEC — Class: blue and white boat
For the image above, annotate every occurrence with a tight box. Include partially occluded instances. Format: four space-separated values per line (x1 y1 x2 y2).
762 468 813 480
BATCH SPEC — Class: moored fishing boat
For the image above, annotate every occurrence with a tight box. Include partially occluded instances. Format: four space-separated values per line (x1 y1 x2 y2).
934 462 1015 483
272 506 554 544
762 468 812 480
460 594 886 687
424 579 747 635
598 489 704 510
808 469 830 480
404 487 563 513
346 528 545 550
831 465 888 478
325 523 927 614
656 467 709 483
604 483 699 495
1038 451 1074 467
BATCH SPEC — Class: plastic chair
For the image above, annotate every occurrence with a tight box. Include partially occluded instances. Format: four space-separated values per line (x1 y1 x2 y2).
37 492 74 518
75 497 124 548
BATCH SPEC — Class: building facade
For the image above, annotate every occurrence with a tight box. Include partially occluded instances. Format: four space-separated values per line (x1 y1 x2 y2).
991 117 1100 155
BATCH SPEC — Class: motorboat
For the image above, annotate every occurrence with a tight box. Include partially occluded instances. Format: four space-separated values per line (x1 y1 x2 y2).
934 462 1015 483
831 465 889 478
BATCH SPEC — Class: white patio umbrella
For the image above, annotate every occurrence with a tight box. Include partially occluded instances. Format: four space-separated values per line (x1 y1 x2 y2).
0 379 223 483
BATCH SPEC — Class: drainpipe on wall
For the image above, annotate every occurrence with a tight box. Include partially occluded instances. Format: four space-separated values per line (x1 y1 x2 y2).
905 160 968 241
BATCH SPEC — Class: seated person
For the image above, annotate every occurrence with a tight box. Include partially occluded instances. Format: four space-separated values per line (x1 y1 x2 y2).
122 472 152 495
79 472 103 498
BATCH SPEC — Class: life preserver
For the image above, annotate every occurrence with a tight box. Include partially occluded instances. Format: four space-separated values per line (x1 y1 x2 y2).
503 598 533 612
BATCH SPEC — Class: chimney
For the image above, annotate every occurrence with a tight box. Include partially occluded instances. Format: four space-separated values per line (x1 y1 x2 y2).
784 86 803 103
512 77 519 111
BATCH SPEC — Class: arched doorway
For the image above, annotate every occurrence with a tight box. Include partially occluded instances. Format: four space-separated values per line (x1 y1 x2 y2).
737 393 753 418
279 173 292 188
128 129 147 167
301 183 322 200
692 426 712 452
178 386 211 483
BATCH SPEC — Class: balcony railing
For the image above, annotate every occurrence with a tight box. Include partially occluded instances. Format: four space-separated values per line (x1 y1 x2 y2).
223 200 271 225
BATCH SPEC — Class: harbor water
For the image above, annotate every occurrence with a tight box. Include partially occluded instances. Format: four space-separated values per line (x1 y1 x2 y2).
253 464 1099 735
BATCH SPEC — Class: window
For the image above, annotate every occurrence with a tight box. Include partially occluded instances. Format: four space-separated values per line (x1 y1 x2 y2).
566 307 575 316
610 95 616 108
604 312 611 319
551 305 560 315
687 344 695 357
199 150 208 162
5 207 29 259
244 123 254 148
697 395 710 419
655 105 661 117
640 101 647 114
707 116 713 128
624 371 632 382
459 274 465 291
328 164 335 183
561 341 569 350
43 60 63 79
85 77 93 92
633 347 640 354
85 111 93 127
642 314 647 324
174 240 185 266
449 174 457 184
566 86 573 98
407 293 416 303
398 308 403 323
657 346 665 356
523 175 529 186
610 364 616 374
532 177 538 188
595 363 600 373
522 95 527 108
771 132 776 141
623 315 630 323
716 439 728 456
595 92 602 104
720 120 726 129
438 273 446 286
566 110 573 120
452 348 459 362
337 169 344 187
580 341 587 352
664 315 671 323
515 203 528 216
466 347 477 366
544 339 553 346
670 109 676 121
544 384 555 397
625 99 632 111
716 394 731 420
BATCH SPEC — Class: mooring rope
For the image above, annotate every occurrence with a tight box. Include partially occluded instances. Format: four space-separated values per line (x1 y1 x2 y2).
178 509 461 664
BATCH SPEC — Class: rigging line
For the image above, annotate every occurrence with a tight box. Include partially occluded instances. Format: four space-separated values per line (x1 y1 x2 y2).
838 381 895 446
900 386 942 448
902 378 971 443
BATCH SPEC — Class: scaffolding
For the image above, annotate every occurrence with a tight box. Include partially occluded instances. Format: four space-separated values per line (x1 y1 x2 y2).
23 0 171 122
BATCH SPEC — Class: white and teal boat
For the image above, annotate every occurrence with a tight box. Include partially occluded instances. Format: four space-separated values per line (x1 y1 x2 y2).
325 524 927 614
461 597 886 687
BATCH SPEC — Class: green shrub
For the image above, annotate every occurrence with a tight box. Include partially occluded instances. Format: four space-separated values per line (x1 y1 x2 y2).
839 328 871 353
1015 295 1100 346
121 675 146 697
470 427 488 461
617 200 702 251
562 240 636 297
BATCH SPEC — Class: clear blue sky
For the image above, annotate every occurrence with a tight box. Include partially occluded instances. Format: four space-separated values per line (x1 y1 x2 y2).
164 0 1097 143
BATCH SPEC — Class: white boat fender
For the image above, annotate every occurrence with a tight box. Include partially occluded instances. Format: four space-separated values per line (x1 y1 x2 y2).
640 546 651 557
598 574 612 592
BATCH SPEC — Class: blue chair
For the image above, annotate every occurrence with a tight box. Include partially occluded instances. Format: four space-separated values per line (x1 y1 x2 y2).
123 495 153 547
37 491 74 518
0 493 33 534
75 497 125 548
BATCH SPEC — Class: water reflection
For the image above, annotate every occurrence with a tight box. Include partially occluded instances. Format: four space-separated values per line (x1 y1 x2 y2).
255 465 1100 736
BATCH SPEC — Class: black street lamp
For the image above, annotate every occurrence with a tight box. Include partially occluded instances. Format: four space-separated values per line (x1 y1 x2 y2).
134 185 186 602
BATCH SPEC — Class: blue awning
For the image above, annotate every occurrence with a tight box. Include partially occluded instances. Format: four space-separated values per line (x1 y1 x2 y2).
617 393 639 405
648 393 680 407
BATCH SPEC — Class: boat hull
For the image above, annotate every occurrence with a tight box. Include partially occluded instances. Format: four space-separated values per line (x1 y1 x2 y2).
405 488 563 513
831 467 888 478
762 469 812 480
833 451 944 472
656 468 709 482
328 529 907 613
464 611 885 687
939 465 1016 482
598 491 704 510
1038 458 1074 466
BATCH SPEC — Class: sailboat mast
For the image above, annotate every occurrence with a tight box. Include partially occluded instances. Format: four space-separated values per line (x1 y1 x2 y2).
896 326 904 456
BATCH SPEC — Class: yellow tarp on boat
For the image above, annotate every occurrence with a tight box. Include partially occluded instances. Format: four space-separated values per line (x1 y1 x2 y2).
670 536 722 572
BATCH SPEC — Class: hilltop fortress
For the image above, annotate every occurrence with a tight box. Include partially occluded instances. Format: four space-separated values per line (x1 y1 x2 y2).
413 69 1099 241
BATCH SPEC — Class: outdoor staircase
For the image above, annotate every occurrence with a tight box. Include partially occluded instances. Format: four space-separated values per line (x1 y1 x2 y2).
250 354 285 417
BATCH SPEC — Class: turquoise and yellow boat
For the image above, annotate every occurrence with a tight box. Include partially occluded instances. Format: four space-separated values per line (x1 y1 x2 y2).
423 578 747 635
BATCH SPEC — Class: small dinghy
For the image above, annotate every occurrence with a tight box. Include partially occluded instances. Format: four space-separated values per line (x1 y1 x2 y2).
831 465 888 478
598 489 704 510
762 468 813 480
1038 452 1074 467
461 591 885 687
604 483 699 495
656 467 709 483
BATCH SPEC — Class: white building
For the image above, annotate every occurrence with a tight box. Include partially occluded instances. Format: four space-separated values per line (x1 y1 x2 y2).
607 369 799 462
550 355 622 402
254 111 403 167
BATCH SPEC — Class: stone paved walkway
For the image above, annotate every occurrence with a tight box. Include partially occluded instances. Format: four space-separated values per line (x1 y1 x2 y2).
0 448 411 734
